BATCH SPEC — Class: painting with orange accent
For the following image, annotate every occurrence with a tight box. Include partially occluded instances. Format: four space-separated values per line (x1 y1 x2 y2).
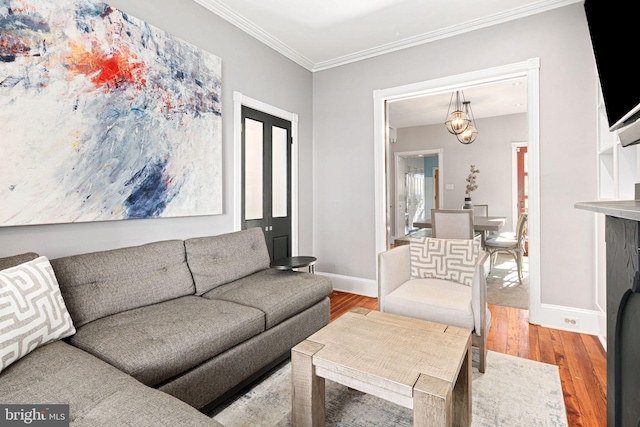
0 0 222 225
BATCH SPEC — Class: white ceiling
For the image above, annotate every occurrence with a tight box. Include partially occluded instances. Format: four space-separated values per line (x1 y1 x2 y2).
194 0 581 71
388 76 528 129
193 0 580 127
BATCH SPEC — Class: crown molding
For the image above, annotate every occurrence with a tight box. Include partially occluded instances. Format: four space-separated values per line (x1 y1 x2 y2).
193 0 582 73
314 0 581 71
192 0 315 71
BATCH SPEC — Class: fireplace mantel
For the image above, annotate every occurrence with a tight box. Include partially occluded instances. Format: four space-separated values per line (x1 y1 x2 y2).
576 199 640 427
575 199 640 220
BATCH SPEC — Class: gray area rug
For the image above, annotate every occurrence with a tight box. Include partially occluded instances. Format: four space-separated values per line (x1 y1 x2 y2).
212 349 567 426
486 253 529 310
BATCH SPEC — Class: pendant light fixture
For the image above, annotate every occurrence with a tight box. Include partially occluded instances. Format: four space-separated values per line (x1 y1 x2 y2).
444 91 470 135
457 101 478 144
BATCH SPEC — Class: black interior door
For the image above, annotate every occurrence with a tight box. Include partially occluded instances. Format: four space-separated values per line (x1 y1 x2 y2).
241 106 292 262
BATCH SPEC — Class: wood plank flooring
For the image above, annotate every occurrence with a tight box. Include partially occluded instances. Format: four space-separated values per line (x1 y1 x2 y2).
328 290 607 427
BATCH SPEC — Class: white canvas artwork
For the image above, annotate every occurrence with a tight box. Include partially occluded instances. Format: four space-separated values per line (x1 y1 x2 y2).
0 0 222 226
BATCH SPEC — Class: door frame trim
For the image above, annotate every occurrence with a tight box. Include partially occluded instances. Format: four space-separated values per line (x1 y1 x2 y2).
233 91 299 255
373 58 541 323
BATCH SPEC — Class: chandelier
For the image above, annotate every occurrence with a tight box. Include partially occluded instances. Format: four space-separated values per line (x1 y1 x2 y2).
444 91 470 135
444 91 478 144
457 101 478 144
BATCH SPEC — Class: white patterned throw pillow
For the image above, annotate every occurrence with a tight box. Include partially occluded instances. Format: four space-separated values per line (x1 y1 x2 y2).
0 256 76 373
409 237 481 286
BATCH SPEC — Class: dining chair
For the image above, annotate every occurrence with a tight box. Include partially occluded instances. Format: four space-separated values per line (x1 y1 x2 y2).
473 204 489 217
472 204 493 242
430 209 474 239
484 212 528 285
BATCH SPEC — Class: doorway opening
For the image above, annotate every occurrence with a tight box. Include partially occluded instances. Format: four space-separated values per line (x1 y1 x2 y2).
241 106 292 262
392 149 443 240
373 58 541 323
233 91 300 256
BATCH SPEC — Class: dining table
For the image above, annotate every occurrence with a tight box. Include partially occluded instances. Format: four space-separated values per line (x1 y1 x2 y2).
413 215 507 247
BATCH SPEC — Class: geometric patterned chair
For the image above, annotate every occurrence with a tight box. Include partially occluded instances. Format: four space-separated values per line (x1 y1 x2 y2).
378 237 491 373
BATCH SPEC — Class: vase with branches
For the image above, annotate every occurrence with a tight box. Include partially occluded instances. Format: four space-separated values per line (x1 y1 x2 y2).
464 164 479 208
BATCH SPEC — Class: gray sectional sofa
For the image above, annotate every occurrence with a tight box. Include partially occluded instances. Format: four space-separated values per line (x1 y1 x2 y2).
0 227 332 426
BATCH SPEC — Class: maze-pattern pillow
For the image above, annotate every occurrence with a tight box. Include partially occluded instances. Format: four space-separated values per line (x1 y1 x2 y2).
0 256 76 373
409 237 480 286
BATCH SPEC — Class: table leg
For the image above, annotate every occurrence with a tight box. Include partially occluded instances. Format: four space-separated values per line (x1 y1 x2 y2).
452 342 472 427
413 339 471 427
413 374 453 426
291 340 325 427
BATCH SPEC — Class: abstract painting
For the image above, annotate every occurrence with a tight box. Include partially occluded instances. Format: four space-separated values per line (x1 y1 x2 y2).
0 0 222 226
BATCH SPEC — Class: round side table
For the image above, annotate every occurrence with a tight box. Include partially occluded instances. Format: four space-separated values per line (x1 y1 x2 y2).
270 256 317 273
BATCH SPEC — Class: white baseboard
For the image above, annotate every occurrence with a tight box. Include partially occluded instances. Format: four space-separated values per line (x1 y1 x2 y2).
598 335 607 351
536 303 602 336
597 308 607 351
315 271 377 298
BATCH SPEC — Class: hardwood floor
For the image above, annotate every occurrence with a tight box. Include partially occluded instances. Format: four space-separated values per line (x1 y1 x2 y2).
328 290 607 427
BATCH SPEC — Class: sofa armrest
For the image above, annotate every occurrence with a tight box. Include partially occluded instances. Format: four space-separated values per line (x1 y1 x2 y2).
377 245 411 311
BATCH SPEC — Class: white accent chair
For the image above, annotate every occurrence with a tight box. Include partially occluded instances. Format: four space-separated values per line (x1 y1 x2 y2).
378 240 491 373
485 212 528 285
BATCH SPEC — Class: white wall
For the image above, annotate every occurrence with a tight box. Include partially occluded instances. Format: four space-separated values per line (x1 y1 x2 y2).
312 4 599 312
0 0 314 259
393 113 527 233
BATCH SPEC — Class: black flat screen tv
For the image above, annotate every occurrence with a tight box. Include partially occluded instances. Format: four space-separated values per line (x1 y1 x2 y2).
584 0 640 132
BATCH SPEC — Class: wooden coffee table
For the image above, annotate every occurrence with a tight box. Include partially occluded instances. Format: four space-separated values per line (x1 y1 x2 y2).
291 307 472 426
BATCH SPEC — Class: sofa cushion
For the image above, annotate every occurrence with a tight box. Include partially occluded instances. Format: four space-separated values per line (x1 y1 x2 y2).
0 252 39 270
383 278 475 330
0 256 76 373
409 237 480 286
158 298 331 409
68 296 264 386
50 240 195 327
0 341 221 426
185 228 271 295
202 268 332 329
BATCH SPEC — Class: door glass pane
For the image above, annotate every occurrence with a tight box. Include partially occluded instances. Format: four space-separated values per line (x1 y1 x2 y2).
245 118 263 220
272 125 288 218
404 156 426 235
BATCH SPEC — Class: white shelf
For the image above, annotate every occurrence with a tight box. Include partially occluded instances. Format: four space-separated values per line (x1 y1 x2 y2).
598 104 614 153
598 151 614 200
597 145 613 156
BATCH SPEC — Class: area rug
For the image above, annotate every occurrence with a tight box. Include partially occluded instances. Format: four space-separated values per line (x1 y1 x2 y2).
212 349 567 426
486 253 529 310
